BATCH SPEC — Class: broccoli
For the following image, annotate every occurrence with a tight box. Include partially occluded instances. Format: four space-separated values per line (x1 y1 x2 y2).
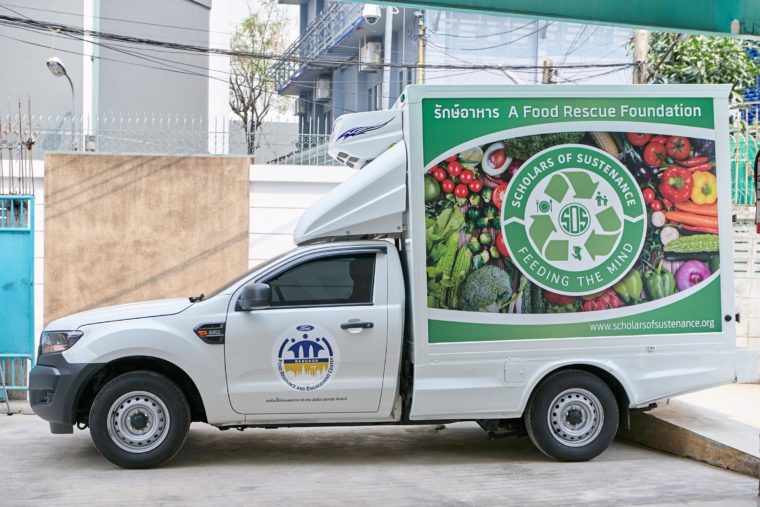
507 132 584 160
458 265 513 312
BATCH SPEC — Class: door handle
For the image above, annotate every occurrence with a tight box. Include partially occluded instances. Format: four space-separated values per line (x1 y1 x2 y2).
340 321 374 330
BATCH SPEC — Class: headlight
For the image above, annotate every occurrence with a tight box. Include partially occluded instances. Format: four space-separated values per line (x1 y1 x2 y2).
39 330 84 355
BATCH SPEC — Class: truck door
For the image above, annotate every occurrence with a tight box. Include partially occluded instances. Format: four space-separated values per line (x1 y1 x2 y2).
224 248 389 415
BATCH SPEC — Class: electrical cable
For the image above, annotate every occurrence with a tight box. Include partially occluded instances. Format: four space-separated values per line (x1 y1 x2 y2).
0 13 638 73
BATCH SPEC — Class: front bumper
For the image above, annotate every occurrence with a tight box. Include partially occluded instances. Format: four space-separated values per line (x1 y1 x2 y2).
29 354 102 434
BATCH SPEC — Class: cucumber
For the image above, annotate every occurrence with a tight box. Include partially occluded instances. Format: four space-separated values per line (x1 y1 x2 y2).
663 234 719 254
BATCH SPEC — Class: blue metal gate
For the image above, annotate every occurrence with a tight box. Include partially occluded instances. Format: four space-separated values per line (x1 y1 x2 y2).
0 196 34 397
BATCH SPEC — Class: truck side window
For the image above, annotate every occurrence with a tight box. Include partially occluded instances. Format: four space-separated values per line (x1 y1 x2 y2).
265 253 375 307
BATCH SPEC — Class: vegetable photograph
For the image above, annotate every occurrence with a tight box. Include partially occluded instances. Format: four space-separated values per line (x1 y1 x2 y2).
425 130 719 314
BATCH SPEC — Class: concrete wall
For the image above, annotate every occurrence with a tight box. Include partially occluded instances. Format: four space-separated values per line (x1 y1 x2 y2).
43 153 249 323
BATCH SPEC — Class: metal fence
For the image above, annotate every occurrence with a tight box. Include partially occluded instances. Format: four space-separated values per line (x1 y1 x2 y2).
1 113 335 164
5 110 760 177
730 108 759 206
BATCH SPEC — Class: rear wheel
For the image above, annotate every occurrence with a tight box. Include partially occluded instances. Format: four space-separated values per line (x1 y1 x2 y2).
89 371 190 469
525 370 618 461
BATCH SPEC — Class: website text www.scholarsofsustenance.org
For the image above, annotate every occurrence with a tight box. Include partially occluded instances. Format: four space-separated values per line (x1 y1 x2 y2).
589 318 717 333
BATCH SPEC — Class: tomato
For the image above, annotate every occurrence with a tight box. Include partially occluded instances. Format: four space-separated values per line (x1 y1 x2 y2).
447 161 462 177
642 188 655 204
431 167 447 182
446 154 458 162
441 179 455 193
662 198 673 209
666 136 691 160
492 183 507 209
459 170 475 184
643 142 667 167
454 184 469 199
468 179 483 193
424 175 441 202
651 135 669 145
626 133 651 147
650 199 663 211
495 232 510 258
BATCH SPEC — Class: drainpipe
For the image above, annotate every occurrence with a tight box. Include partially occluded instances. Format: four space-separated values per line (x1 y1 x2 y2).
416 11 424 84
381 6 393 110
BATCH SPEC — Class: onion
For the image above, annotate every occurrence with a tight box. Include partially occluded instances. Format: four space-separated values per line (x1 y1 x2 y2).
659 226 680 245
675 260 711 290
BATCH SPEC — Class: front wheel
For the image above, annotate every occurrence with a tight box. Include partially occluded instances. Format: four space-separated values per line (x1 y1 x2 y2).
89 371 190 469
525 370 618 462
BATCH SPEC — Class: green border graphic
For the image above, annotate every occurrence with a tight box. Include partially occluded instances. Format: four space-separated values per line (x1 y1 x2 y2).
422 97 714 165
429 276 722 343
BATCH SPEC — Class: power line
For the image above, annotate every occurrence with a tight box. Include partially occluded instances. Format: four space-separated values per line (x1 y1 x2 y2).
0 2 234 36
0 13 637 73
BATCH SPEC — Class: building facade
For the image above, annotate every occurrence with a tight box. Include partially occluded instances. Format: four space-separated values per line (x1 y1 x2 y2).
273 1 634 136
0 0 211 152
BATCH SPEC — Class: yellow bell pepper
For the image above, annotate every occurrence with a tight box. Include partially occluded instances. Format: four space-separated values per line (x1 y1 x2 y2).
691 171 717 205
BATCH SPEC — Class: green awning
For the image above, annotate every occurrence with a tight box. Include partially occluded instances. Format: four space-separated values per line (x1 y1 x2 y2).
353 1 760 37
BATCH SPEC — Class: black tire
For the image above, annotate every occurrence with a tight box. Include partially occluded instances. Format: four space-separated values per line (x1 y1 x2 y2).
89 371 190 469
525 369 618 462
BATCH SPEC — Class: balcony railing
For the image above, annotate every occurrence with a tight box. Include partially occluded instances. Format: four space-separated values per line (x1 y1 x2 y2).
271 1 364 92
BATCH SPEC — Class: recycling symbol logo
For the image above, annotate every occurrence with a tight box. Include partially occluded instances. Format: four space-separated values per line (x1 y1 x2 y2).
502 144 646 296
529 170 623 264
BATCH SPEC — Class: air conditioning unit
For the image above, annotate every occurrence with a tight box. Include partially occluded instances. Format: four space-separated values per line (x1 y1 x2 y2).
316 77 331 102
295 98 307 115
360 41 382 72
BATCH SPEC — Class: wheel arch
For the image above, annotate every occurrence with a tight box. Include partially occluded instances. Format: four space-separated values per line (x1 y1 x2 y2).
73 356 208 425
523 362 633 430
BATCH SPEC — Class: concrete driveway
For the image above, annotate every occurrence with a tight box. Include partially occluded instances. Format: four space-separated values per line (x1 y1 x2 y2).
1 415 757 506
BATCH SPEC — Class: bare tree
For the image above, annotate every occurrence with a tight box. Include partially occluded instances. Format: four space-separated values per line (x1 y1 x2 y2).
229 0 287 155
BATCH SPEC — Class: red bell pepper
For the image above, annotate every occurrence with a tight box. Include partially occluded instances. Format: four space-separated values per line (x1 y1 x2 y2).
658 167 694 203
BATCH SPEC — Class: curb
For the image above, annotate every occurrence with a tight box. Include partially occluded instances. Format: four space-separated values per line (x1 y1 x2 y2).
618 412 760 479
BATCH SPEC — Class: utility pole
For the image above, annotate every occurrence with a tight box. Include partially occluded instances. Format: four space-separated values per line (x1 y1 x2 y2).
633 29 649 84
542 59 554 84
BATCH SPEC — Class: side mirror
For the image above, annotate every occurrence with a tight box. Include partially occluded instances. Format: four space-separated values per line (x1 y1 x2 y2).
237 283 271 311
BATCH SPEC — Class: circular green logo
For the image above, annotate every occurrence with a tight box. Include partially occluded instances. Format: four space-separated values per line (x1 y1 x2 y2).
502 144 646 296
558 203 590 236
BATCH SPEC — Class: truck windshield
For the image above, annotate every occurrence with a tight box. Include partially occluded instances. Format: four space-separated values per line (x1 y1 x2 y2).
202 249 295 300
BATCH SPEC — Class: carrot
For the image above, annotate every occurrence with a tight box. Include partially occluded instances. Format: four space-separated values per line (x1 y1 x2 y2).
678 224 719 234
664 210 719 229
673 201 718 216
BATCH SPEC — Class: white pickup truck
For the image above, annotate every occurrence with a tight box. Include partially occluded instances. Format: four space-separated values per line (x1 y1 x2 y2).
30 85 756 468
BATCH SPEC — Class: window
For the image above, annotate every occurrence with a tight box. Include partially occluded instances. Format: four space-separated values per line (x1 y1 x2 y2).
265 254 375 307
367 83 381 111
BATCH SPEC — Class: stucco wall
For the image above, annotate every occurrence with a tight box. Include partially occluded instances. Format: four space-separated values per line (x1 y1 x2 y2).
44 153 249 323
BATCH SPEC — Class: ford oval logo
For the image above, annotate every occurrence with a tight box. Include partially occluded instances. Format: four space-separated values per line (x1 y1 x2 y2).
296 324 314 332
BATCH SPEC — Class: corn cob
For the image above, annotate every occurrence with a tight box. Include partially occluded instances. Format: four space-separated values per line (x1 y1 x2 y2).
590 131 620 157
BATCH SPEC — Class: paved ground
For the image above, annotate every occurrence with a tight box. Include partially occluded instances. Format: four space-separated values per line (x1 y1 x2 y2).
1 416 757 506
